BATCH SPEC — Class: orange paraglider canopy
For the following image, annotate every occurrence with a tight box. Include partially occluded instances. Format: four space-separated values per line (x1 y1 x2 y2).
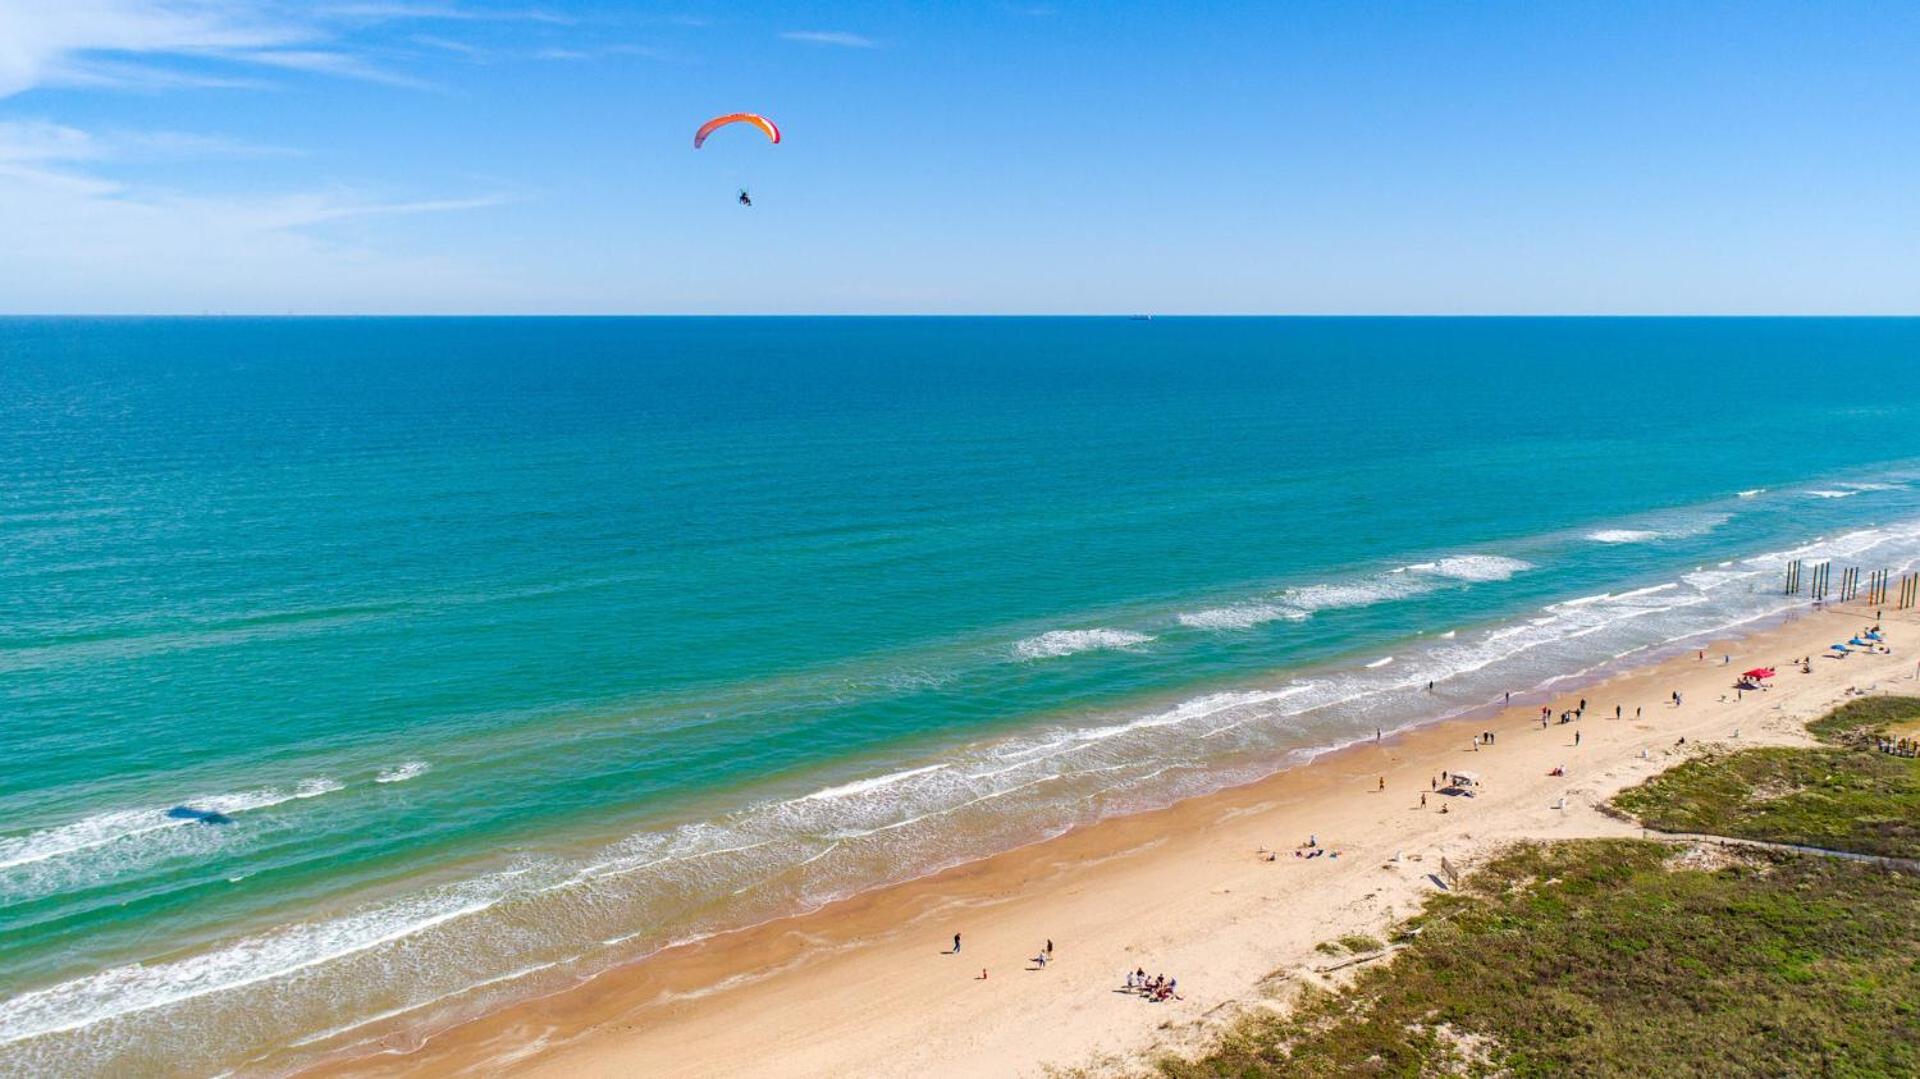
694 113 781 149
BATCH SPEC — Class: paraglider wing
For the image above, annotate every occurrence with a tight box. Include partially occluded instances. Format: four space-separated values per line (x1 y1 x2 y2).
694 113 781 149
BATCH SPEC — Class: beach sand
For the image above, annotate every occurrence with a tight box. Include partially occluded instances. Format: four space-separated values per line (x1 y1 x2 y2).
312 603 1917 1078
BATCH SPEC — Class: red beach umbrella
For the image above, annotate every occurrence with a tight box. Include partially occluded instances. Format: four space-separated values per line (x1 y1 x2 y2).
1741 668 1775 679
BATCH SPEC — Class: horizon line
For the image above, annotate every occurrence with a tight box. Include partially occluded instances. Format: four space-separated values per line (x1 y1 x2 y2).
5 312 1920 320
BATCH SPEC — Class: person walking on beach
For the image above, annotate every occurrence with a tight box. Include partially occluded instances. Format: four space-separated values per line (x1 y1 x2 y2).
1615 705 1622 719
1574 730 1582 746
1046 939 1054 957
952 933 962 954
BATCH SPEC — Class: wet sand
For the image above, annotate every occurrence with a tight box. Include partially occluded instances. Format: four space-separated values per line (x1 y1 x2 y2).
311 603 1916 1078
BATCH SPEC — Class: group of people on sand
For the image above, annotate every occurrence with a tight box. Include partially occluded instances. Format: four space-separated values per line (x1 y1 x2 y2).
1123 968 1180 1002
1257 833 1346 861
949 933 1056 976
1030 939 1055 968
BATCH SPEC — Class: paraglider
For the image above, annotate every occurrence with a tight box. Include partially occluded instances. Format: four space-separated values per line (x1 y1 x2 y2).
694 113 780 149
695 113 779 206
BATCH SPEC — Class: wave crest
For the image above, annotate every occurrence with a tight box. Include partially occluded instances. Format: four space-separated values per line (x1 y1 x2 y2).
1012 628 1154 661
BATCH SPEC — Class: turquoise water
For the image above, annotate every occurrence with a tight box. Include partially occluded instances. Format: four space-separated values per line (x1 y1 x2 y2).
6 317 1920 1075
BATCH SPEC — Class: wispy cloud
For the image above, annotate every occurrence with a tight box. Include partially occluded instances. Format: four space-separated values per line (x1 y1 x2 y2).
0 0 457 96
0 120 516 312
532 43 664 62
0 118 293 176
0 1 307 97
409 32 490 58
242 48 430 88
316 3 573 24
779 30 878 48
0 120 101 163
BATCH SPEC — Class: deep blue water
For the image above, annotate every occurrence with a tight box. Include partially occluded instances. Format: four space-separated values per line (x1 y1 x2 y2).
5 317 1920 1075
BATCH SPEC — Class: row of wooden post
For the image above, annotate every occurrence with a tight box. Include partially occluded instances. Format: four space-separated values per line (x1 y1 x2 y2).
1785 561 1918 608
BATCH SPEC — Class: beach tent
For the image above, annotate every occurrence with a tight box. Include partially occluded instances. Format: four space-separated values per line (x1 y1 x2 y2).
1447 771 1481 787
1849 637 1868 647
1831 643 1850 652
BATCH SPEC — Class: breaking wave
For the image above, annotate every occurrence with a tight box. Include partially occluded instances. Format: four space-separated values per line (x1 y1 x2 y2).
1012 628 1155 660
375 762 430 784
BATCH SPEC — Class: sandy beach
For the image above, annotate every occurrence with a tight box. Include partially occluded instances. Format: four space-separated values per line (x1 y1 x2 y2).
312 602 1916 1078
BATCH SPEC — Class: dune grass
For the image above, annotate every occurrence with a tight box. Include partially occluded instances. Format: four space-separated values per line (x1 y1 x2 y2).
1160 840 1920 1078
1805 694 1920 744
1612 696 1920 859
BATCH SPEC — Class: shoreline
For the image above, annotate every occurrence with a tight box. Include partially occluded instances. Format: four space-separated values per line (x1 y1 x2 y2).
307 602 1916 1078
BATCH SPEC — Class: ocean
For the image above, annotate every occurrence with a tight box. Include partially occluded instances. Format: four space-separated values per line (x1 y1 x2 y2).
5 316 1920 1075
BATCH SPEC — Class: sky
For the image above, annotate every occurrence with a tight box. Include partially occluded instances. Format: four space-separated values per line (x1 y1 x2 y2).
1 1 1918 314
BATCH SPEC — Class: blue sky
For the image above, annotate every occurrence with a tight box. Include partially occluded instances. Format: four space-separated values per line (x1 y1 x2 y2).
1 1 1917 313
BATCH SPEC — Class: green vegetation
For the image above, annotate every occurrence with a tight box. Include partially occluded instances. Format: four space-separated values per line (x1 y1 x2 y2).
1613 697 1920 859
1161 841 1920 1078
1334 934 1384 955
1156 698 1920 1078
1313 934 1386 958
1806 694 1920 744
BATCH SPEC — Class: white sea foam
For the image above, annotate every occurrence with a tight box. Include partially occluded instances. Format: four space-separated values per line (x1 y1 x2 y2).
1586 512 1729 545
1806 489 1858 499
1835 481 1901 492
0 876 513 1046
1364 656 1394 669
801 764 949 802
1738 488 1766 498
1284 577 1428 611
0 779 344 873
375 762 430 784
1180 558 1524 635
1175 604 1301 630
1012 628 1154 660
1401 554 1534 582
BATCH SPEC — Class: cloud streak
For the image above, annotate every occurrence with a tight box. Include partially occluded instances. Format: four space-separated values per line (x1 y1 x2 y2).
779 30 878 48
0 0 578 98
0 151 516 312
316 2 573 24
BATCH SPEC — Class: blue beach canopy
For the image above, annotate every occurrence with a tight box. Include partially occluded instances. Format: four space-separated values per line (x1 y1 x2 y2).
1831 643 1849 651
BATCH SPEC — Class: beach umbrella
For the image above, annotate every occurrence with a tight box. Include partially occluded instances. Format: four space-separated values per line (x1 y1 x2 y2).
1849 637 1867 646
1831 643 1849 652
1741 668 1774 679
